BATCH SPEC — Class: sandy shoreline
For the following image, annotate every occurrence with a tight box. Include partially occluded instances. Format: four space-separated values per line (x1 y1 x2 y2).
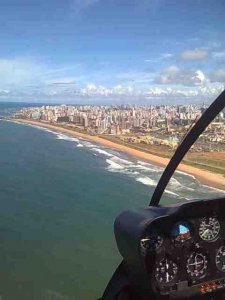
11 118 225 192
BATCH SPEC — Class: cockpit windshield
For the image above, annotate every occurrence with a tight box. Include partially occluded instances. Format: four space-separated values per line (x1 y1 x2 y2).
0 1 225 300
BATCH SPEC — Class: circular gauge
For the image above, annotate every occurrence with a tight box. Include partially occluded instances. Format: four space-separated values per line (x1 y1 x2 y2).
155 258 178 284
171 221 191 244
216 246 225 272
199 217 220 242
187 252 208 278
140 234 163 254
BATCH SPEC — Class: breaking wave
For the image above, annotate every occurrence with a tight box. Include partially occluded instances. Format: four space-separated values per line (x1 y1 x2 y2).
106 159 125 171
56 133 80 143
91 148 113 157
11 120 225 200
136 177 157 186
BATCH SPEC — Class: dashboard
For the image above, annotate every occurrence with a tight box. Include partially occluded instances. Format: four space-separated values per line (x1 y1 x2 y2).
115 198 225 299
141 215 225 298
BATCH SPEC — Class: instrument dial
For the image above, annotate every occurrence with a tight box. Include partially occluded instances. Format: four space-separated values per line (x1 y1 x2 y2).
155 258 178 284
171 221 191 244
187 252 208 278
216 246 225 272
199 217 220 242
140 234 163 254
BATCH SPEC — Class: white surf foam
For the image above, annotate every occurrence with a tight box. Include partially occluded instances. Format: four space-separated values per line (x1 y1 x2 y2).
135 165 160 172
136 176 157 186
81 141 96 148
56 133 80 143
15 122 61 136
14 121 86 147
91 148 113 157
169 177 181 187
164 189 180 197
181 186 195 192
106 159 125 171
201 185 225 194
176 170 197 180
11 120 225 199
112 157 132 165
136 161 162 172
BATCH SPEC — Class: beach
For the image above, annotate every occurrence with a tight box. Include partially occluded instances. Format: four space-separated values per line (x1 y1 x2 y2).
14 118 225 191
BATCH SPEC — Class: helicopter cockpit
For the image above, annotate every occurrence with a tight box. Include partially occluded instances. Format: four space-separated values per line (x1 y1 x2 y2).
100 91 225 300
115 198 225 300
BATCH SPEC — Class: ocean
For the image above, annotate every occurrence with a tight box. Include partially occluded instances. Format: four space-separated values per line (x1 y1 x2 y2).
0 103 224 300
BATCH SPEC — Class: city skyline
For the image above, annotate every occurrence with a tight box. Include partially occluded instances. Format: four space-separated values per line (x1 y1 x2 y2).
0 0 225 103
15 102 225 153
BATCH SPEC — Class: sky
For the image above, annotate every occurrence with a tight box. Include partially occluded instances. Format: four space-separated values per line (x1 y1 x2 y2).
0 0 225 104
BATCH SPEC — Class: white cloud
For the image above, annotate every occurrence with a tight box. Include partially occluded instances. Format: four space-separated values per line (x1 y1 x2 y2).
0 58 83 90
1 80 223 104
162 53 173 59
211 70 225 83
154 66 207 86
212 51 225 59
79 84 138 97
0 59 70 84
0 58 44 86
145 85 223 98
0 89 10 95
42 81 223 101
181 49 209 61
145 59 156 63
145 53 173 64
0 56 223 104
73 0 100 12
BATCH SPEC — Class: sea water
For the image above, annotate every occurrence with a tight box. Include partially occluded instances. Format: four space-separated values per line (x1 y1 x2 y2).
0 103 224 300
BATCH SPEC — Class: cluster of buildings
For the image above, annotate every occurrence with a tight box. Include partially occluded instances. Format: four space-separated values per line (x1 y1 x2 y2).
15 104 225 152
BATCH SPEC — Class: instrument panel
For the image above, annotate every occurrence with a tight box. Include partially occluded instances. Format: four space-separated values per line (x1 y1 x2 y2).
140 212 225 298
115 198 225 299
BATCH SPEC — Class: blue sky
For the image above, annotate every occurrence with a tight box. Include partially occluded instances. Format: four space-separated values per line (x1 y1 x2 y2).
0 0 225 104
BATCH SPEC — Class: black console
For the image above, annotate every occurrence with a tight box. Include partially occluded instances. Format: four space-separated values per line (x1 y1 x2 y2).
115 198 225 299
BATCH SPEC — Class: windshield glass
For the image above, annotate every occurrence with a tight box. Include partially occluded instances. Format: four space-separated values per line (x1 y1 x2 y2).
0 1 225 299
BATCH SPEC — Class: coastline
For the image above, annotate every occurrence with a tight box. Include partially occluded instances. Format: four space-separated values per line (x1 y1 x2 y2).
11 118 225 192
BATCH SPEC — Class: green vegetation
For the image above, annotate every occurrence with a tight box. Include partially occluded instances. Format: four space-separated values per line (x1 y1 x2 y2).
185 154 225 177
